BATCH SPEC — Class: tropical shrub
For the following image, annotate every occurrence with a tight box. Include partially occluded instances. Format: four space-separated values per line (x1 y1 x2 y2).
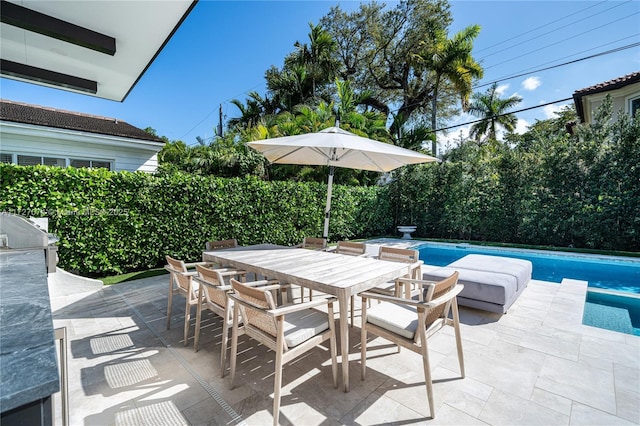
0 165 386 276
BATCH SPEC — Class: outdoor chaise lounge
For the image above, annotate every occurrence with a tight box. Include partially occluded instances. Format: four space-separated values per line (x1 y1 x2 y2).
422 254 532 314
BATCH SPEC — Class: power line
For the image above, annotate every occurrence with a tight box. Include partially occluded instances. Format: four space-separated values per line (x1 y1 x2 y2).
177 81 266 141
384 40 638 117
474 0 609 54
430 97 574 134
477 1 631 60
483 11 639 71
474 40 640 89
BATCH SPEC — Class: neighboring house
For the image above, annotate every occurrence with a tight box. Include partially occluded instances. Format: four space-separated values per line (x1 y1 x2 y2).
573 71 640 124
0 99 164 172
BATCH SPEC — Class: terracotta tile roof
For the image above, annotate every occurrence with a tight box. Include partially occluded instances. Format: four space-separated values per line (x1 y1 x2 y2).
0 99 164 143
573 71 640 96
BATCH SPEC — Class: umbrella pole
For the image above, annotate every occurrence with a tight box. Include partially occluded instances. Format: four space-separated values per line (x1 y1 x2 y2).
323 166 334 240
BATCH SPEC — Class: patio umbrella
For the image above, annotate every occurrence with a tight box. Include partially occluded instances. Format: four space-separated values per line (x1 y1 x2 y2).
247 126 437 239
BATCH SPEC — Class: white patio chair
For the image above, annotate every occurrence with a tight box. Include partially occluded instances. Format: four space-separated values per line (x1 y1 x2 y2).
360 271 464 419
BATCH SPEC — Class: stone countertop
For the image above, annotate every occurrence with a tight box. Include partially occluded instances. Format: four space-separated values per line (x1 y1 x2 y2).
0 249 60 413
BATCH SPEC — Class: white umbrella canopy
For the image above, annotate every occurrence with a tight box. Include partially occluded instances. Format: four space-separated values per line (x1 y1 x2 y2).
247 126 438 239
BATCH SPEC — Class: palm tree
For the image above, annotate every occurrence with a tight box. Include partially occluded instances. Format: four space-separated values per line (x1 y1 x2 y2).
417 25 483 155
468 83 522 143
292 23 340 99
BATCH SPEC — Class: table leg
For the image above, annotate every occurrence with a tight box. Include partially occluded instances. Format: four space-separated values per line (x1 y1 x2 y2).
337 292 350 392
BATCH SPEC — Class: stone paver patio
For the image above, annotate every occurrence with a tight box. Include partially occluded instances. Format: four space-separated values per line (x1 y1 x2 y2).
47 240 639 425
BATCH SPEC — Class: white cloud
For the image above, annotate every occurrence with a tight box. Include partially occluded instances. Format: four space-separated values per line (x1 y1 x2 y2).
522 76 541 91
437 126 471 154
514 118 530 134
495 84 509 96
542 102 566 119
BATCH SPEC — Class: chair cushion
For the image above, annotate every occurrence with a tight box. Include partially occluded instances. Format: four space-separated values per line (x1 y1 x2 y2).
283 309 329 348
367 302 418 339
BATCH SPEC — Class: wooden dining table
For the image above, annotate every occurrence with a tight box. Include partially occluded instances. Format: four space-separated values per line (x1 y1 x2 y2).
202 244 411 392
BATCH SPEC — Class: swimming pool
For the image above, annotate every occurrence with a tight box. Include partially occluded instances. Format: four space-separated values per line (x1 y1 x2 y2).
415 242 640 294
415 242 640 335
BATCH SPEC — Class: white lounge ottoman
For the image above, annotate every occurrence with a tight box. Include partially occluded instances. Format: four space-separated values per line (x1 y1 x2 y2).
422 254 532 314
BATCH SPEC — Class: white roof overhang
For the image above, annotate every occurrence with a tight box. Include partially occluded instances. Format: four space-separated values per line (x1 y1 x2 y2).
0 0 197 101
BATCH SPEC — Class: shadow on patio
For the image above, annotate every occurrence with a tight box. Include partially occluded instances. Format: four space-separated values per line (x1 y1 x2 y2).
49 270 639 425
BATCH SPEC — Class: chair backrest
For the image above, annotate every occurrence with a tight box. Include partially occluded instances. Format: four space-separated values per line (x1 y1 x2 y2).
378 246 419 264
206 239 238 251
336 241 366 256
302 237 327 250
231 279 278 338
424 271 459 328
165 255 190 291
196 264 228 307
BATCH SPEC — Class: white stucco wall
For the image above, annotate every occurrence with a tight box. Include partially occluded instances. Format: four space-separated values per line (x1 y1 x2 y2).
0 122 163 172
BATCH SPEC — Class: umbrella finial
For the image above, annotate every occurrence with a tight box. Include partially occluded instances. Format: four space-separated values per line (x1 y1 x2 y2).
335 117 340 129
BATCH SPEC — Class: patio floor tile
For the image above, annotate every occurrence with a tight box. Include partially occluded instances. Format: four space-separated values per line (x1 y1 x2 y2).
47 242 639 425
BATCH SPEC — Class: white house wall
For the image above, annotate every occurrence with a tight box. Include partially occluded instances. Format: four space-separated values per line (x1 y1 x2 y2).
582 82 640 123
0 122 163 172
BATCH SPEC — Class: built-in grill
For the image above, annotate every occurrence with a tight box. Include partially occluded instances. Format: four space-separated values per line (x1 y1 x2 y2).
0 213 59 272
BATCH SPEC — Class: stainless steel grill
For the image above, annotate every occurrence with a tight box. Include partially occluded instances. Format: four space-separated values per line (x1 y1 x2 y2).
0 213 59 272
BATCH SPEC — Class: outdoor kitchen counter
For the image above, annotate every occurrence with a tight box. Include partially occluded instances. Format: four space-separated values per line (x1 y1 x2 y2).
0 249 59 414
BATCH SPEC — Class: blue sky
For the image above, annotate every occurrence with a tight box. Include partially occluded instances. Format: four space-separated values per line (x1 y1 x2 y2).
2 1 639 148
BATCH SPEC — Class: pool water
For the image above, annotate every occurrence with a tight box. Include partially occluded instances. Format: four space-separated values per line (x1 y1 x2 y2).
584 290 640 336
415 242 640 335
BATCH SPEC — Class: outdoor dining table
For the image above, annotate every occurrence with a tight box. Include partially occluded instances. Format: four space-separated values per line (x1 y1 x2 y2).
202 244 411 392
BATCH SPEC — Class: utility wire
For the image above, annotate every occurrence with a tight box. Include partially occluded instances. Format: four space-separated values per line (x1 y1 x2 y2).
484 11 639 71
474 40 640 89
178 81 266 141
429 97 574 134
384 41 638 116
474 0 609 54
178 2 637 141
477 1 631 59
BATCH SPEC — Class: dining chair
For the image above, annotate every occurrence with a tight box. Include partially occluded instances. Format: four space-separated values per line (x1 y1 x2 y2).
164 255 205 344
228 278 338 426
370 246 423 298
298 237 328 301
194 264 280 376
359 271 464 419
301 237 327 250
166 256 250 349
333 241 368 326
205 238 238 251
205 238 242 272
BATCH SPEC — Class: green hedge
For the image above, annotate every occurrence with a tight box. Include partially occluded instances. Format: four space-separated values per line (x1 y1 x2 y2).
0 165 390 276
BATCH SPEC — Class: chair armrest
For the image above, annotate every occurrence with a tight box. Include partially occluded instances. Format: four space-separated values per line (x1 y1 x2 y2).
184 261 210 268
268 296 337 317
359 291 425 307
164 266 198 277
396 277 437 286
360 285 464 308
217 269 248 277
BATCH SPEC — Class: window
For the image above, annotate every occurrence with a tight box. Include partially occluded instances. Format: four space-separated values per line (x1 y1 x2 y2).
3 153 111 170
43 157 66 167
70 159 111 170
17 155 66 167
0 153 12 164
631 97 640 118
17 155 42 166
91 160 111 170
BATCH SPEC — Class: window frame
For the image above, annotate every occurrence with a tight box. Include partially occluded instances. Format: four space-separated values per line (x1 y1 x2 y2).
1 152 113 170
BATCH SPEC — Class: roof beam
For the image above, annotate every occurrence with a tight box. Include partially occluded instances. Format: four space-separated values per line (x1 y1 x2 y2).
0 0 116 55
0 59 97 94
